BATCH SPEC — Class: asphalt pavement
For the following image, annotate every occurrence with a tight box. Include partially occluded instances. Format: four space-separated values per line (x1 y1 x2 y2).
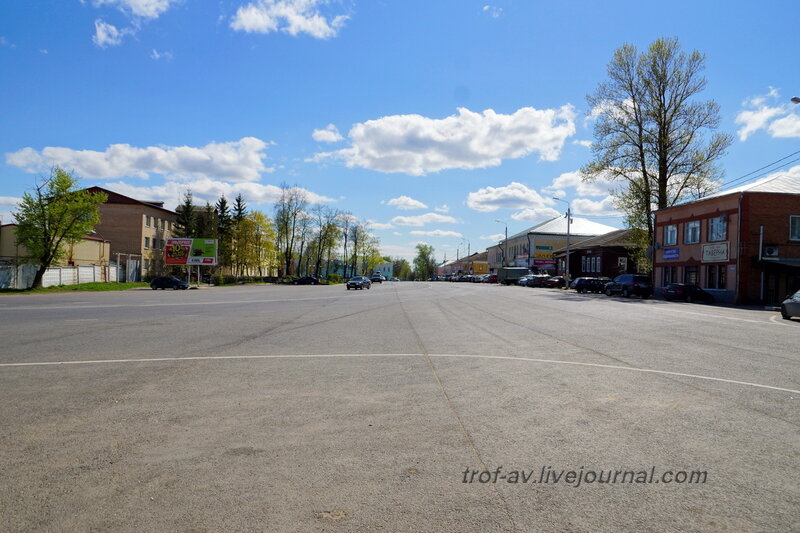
1 282 798 532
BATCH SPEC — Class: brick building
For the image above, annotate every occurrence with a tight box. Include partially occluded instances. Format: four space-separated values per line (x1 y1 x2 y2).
86 187 178 280
653 173 800 304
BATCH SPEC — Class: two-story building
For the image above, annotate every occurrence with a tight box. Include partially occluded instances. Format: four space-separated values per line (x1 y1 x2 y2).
653 173 800 304
488 216 618 274
86 187 179 280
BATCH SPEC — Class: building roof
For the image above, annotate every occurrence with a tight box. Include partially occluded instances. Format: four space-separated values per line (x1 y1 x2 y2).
507 216 619 240
552 228 639 254
706 171 800 198
86 186 177 215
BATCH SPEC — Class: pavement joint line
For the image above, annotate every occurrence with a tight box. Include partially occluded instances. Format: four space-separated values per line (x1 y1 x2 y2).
2 352 797 394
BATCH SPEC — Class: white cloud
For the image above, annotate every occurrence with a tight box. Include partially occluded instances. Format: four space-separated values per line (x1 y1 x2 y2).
480 233 505 241
379 243 418 261
0 196 22 224
572 139 592 148
312 105 576 175
466 181 553 213
410 230 463 238
367 220 394 230
735 88 800 140
390 212 458 227
312 124 344 143
99 179 332 210
93 0 179 19
434 204 449 213
387 195 427 210
392 231 402 236
231 0 349 39
510 207 561 222
482 5 503 18
6 137 273 182
93 19 130 48
0 36 16 48
40 49 48 54
571 196 621 216
544 170 613 197
150 48 173 60
768 114 800 138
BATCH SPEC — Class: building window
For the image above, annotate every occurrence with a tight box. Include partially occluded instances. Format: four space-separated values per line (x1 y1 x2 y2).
684 221 700 244
145 215 151 227
684 265 698 284
664 225 677 246
593 257 600 273
160 239 165 249
663 266 677 285
791 215 800 241
161 219 165 230
144 237 150 249
706 264 727 289
582 256 587 272
708 215 727 242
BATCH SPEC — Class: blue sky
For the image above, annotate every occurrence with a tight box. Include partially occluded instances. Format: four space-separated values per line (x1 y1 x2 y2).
1 0 798 260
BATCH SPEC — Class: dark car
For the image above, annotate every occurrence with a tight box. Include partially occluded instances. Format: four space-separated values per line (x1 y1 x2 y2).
573 277 611 293
780 289 800 320
150 276 189 290
485 273 498 283
662 283 714 303
543 276 566 288
346 276 371 290
526 275 552 287
292 276 319 285
605 274 652 298
370 273 385 283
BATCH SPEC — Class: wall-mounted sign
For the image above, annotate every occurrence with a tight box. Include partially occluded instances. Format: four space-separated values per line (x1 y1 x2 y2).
165 238 218 265
663 248 679 260
534 245 553 259
702 242 728 263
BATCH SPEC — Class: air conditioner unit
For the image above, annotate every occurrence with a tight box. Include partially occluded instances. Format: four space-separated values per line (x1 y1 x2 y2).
763 246 779 257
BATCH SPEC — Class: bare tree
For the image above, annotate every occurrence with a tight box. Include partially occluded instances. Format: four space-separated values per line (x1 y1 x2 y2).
273 183 308 277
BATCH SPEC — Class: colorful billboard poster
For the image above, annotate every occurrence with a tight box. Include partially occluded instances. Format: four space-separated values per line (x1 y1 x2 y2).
165 238 218 265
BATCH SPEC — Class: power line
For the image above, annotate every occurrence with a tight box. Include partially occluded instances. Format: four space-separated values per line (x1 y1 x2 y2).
720 149 800 188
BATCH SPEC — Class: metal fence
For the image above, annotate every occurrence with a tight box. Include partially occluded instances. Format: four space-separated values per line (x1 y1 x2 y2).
0 264 117 289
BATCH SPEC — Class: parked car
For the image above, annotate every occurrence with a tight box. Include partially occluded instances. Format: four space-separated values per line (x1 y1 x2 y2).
485 273 498 283
662 283 714 303
346 276 371 290
292 276 320 285
780 289 800 320
389 277 400 282
572 277 611 293
517 275 536 286
370 273 385 283
526 274 552 288
605 274 653 298
150 276 189 290
542 276 566 288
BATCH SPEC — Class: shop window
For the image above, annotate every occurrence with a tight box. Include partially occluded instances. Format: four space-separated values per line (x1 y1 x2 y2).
663 266 677 285
684 266 698 284
706 265 727 289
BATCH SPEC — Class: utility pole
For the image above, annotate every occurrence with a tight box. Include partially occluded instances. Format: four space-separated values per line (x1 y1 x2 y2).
495 219 507 267
553 198 571 288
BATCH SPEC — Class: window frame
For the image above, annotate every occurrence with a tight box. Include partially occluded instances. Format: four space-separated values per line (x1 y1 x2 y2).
684 220 700 244
144 236 150 249
790 215 800 241
664 224 677 246
708 215 727 242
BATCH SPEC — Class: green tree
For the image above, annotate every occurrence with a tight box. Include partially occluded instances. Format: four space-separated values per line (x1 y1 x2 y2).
232 193 247 223
582 37 732 241
274 183 307 276
13 167 107 289
413 244 437 280
392 257 412 280
215 195 232 270
175 190 196 237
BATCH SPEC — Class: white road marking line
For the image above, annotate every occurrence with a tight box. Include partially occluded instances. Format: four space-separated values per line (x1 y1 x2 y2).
1 353 796 394
637 304 779 325
0 295 343 311
769 315 798 327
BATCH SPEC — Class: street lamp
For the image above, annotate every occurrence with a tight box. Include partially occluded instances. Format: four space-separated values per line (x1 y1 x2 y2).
552 197 571 289
495 219 507 267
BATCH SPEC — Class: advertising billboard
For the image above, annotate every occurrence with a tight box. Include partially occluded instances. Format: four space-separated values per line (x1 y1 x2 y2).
165 238 218 266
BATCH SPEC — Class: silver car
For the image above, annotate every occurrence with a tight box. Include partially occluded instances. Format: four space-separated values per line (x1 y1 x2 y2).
781 290 800 320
